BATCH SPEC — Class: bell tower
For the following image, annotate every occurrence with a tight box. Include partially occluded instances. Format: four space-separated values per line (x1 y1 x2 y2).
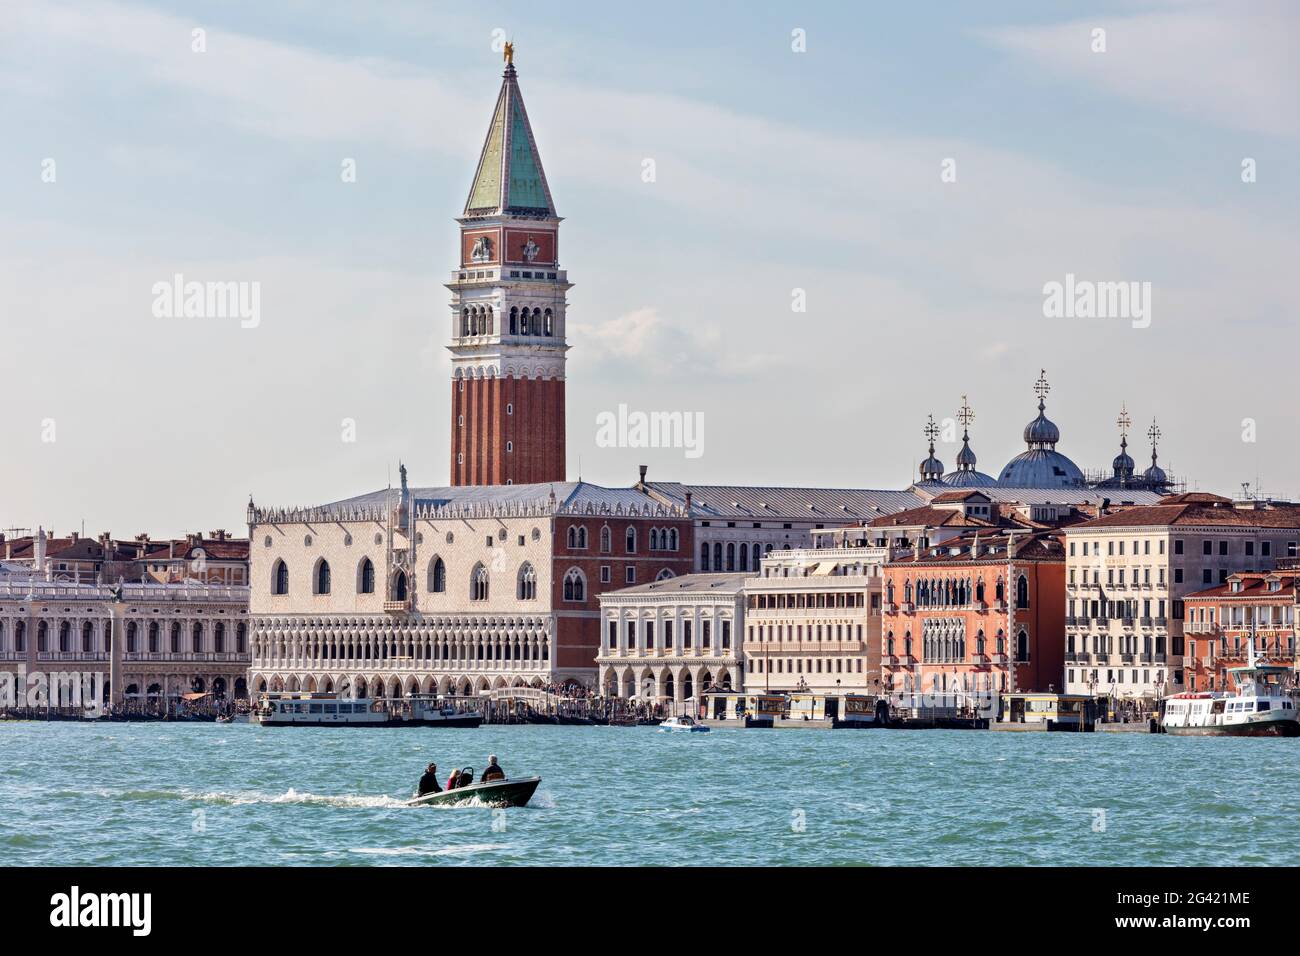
447 46 569 486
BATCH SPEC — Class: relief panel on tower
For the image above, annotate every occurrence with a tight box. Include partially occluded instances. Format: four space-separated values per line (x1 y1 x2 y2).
504 230 556 266
462 228 502 266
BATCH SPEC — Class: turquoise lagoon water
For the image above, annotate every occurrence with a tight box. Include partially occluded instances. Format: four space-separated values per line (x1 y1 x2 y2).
1 722 1295 866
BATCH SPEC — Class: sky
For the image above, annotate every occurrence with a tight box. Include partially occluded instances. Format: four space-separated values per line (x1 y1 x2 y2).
1 0 1297 537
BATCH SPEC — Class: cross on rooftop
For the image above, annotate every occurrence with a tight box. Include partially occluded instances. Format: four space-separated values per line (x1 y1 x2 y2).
1148 419 1161 446
958 395 975 429
923 415 940 445
1116 405 1131 438
1033 369 1051 403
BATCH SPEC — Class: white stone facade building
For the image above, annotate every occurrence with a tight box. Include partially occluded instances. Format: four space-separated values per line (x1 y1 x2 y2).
596 572 749 702
246 477 693 699
0 564 249 708
741 532 885 695
1063 493 1300 701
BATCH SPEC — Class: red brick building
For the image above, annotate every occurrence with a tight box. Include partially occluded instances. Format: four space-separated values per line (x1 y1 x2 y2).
448 52 568 486
879 529 1067 703
550 513 695 673
1183 571 1298 692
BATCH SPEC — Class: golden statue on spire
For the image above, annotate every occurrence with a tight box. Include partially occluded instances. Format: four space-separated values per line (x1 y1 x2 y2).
503 41 514 65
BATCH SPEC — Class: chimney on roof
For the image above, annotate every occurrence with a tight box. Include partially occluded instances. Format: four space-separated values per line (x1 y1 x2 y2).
70 531 79 543
637 464 647 490
684 491 693 512
210 529 228 542
186 532 201 549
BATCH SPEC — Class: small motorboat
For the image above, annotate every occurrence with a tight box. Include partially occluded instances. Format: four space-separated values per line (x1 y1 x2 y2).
658 715 709 733
407 773 542 809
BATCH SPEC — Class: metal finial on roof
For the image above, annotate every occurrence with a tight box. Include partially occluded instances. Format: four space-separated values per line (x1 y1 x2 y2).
1116 404 1131 440
1033 369 1051 409
503 41 514 65
1147 418 1161 449
957 395 975 431
923 414 941 446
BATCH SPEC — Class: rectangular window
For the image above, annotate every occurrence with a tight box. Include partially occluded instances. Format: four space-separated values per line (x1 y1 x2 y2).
607 620 616 649
683 620 693 649
600 565 611 584
722 621 731 649
625 566 636 584
646 621 655 650
626 621 636 650
1174 539 1182 555
702 621 711 648
664 620 673 649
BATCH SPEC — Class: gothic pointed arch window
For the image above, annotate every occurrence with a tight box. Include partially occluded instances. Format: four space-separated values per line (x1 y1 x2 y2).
625 527 637 554
471 563 489 601
518 562 536 600
272 559 289 595
509 307 518 335
1017 628 1029 661
358 557 375 595
428 556 446 593
995 577 1005 602
578 527 589 548
314 558 331 595
393 570 408 601
1016 574 1030 608
649 528 659 551
996 629 1006 656
563 568 586 602
567 526 577 549
669 528 679 551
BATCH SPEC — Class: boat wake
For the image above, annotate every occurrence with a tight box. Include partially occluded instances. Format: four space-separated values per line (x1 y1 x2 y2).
348 843 510 858
68 786 410 809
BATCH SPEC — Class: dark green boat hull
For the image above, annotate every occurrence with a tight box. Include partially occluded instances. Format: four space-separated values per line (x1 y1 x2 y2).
407 776 541 808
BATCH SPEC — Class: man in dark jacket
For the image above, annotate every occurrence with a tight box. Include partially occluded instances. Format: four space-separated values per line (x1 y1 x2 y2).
480 754 505 782
417 762 441 796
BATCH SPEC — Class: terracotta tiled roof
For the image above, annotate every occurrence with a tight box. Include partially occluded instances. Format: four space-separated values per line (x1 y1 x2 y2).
1076 501 1300 530
1184 574 1298 601
889 530 1064 566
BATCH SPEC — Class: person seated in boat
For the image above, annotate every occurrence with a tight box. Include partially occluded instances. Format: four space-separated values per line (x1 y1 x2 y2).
417 762 441 796
445 767 462 791
480 755 505 783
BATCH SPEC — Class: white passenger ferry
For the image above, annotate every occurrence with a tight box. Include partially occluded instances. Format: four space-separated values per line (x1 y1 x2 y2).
254 692 482 728
1161 642 1299 737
